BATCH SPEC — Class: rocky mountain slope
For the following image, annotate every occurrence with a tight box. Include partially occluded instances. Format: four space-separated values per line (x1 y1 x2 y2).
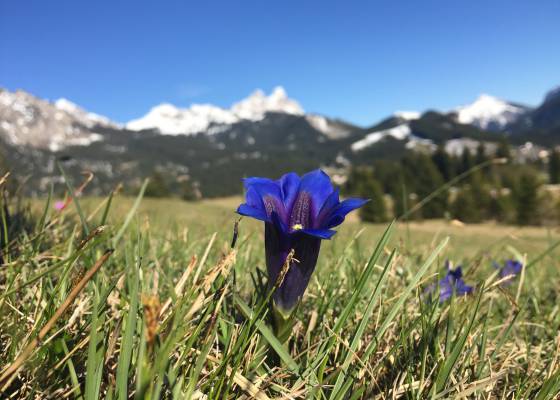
0 85 558 197
0 89 118 151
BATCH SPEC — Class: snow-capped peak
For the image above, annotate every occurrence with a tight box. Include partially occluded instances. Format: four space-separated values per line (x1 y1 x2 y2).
232 86 303 120
126 86 304 135
453 94 527 131
394 111 421 121
127 102 238 135
55 98 117 128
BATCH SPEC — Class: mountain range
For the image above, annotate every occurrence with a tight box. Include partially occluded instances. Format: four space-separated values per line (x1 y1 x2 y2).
0 85 559 197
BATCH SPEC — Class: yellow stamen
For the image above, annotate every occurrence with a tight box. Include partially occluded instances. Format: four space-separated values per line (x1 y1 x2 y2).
292 223 303 231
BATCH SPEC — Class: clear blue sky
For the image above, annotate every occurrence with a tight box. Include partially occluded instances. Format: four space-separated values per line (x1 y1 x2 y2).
1 0 559 126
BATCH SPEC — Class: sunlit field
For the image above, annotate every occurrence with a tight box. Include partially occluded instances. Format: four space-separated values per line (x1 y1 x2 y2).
1 191 560 399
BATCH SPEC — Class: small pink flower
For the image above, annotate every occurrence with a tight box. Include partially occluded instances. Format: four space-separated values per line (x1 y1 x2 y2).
54 201 66 211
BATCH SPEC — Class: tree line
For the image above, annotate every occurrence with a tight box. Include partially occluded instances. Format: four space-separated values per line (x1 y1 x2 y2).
345 142 560 226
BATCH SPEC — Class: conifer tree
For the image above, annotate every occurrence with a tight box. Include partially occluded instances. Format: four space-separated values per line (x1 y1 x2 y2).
344 167 372 196
469 173 492 218
476 142 488 166
489 191 516 223
549 149 560 184
432 144 453 181
390 176 411 219
402 152 447 218
359 177 388 223
145 172 171 198
452 187 480 222
514 171 540 225
495 138 511 161
459 148 474 175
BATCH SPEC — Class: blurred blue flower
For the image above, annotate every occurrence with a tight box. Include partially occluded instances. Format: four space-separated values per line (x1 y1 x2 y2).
425 261 474 303
237 169 367 314
493 259 523 284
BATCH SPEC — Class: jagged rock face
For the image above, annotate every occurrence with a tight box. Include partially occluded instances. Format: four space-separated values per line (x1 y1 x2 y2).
0 89 116 151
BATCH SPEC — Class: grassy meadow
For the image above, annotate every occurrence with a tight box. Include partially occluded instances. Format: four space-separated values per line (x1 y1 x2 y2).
1 188 560 399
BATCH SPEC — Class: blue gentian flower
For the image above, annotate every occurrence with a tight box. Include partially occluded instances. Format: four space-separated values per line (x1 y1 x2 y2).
425 261 474 303
237 169 367 314
493 259 523 284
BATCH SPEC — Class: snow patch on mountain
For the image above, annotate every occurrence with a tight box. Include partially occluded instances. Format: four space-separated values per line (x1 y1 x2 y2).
55 98 118 129
453 94 527 131
305 114 353 139
351 124 411 151
394 111 421 121
126 86 305 135
444 138 498 157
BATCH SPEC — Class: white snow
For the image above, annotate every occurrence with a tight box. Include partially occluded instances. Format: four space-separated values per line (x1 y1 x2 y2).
305 114 352 138
453 94 526 130
49 133 103 152
394 111 421 120
405 136 435 150
351 124 411 151
231 86 303 120
127 103 238 135
126 86 305 135
444 138 480 156
55 98 117 128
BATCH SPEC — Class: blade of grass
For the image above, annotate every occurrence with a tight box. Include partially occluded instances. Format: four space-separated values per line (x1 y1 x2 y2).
100 188 115 226
235 296 300 374
330 249 396 398
84 287 104 400
57 162 89 235
116 251 139 400
363 237 449 363
113 178 148 247
298 221 395 393
434 283 484 393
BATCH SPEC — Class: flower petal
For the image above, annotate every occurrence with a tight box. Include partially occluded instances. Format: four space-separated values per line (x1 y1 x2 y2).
325 198 369 228
237 204 269 222
277 172 301 210
316 189 340 227
495 259 523 285
426 265 474 303
241 177 287 222
270 211 289 236
455 280 474 296
438 277 453 302
243 177 281 201
301 228 337 239
448 266 463 281
503 260 523 277
297 169 335 215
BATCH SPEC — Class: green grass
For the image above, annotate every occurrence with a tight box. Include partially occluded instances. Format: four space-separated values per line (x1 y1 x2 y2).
1 191 560 399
